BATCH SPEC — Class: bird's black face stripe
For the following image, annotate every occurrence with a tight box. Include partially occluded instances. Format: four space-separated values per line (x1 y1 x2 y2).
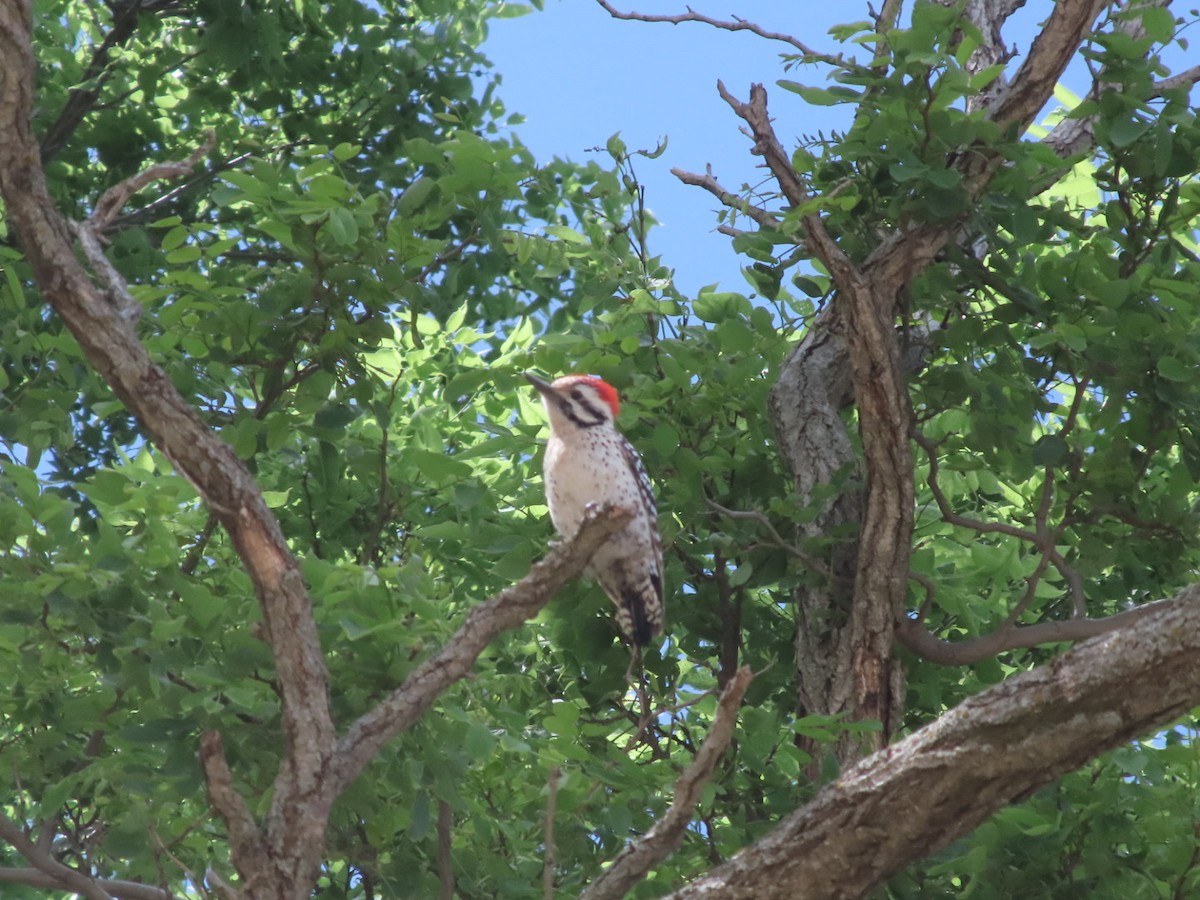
559 393 608 428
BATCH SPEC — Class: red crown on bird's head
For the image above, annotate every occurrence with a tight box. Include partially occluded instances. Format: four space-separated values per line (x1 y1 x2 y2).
549 374 620 418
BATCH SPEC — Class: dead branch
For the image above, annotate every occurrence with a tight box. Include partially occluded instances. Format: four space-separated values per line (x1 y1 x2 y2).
670 165 782 230
713 82 857 287
581 666 754 900
594 0 841 62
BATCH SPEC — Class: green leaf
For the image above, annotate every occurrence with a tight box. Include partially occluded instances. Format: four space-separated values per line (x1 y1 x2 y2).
1108 116 1151 148
1032 434 1069 467
544 224 588 244
465 723 497 760
314 403 359 432
2 264 24 309
1157 356 1191 382
728 562 753 587
261 489 290 508
693 290 748 323
327 206 359 246
397 176 437 215
777 81 862 105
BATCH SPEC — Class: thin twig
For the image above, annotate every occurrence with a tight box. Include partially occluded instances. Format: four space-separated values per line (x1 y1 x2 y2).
913 431 1040 544
908 569 937 621
581 667 754 900
151 825 208 900
91 130 216 229
705 497 849 582
594 0 841 61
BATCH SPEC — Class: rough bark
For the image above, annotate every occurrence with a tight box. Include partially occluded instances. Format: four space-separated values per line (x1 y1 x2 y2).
0 5 637 895
665 585 1200 899
0 5 335 893
706 0 1109 762
767 311 864 733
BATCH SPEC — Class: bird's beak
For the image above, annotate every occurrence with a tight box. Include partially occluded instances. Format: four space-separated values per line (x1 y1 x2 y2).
524 372 553 395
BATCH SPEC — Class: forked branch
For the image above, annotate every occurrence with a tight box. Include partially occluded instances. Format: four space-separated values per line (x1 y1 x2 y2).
0 813 178 900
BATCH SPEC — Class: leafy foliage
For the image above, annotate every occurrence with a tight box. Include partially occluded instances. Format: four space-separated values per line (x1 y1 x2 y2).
2 0 1200 897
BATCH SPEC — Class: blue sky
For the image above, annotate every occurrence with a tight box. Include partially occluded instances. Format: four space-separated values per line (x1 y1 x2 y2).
483 2 1193 297
483 2 858 296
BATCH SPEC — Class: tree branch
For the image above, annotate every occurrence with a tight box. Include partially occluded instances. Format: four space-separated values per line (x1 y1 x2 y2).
0 813 114 900
896 599 1167 666
594 0 839 61
327 503 635 795
90 130 216 230
989 0 1108 132
1154 63 1200 96
714 81 858 288
1045 48 1200 159
667 584 1200 898
198 732 271 888
670 165 782 230
581 666 754 900
0 867 176 900
914 428 1091 631
39 0 185 162
0 9 335 893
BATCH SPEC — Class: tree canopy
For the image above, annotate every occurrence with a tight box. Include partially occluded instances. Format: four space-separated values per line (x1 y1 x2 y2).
1 0 1199 898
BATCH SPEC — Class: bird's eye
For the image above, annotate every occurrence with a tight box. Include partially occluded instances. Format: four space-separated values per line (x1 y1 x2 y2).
570 389 584 402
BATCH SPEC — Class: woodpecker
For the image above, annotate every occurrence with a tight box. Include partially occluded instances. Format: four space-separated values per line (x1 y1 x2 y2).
525 373 664 646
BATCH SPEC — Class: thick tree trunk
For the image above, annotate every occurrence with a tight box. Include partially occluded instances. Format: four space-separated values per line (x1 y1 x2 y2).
768 310 884 760
769 300 918 763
